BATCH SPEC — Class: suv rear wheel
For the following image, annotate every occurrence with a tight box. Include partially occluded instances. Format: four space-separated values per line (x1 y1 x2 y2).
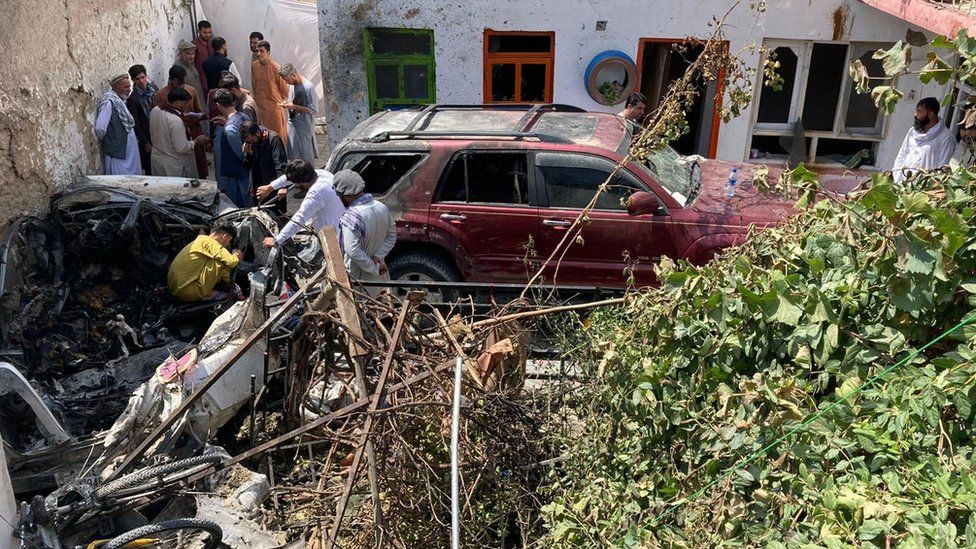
387 253 461 303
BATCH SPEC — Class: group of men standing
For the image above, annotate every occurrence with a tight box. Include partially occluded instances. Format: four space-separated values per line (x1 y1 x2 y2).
94 20 318 209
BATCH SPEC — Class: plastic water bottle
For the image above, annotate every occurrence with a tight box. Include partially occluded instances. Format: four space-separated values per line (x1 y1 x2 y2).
726 168 738 198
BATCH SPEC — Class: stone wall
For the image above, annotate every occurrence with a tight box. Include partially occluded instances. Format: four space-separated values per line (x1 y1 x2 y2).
0 0 194 228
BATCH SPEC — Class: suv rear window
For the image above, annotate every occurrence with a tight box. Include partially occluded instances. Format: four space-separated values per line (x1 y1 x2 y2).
338 152 427 196
436 152 529 205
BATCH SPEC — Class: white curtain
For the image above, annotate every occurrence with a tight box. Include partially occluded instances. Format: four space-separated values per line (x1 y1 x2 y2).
197 0 323 116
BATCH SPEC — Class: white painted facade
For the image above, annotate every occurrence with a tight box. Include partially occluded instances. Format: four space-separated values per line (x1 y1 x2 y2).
318 0 953 170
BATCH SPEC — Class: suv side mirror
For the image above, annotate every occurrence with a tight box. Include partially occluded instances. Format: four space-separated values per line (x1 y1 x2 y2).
627 192 666 216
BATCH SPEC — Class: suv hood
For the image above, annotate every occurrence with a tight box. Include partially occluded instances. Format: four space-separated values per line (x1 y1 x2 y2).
689 159 864 225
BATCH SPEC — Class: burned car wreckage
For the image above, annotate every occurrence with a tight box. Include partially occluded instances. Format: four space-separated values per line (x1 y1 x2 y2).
1 175 321 547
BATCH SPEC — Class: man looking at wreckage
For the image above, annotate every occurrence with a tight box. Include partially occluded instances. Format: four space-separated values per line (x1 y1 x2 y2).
334 170 396 290
241 120 286 209
168 225 243 302
258 159 345 249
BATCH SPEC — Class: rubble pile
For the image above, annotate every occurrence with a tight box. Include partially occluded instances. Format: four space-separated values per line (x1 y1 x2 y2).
251 286 553 547
0 182 218 447
2 178 617 548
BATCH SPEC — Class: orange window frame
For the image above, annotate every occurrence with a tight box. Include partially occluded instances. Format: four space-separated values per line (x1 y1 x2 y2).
483 30 555 103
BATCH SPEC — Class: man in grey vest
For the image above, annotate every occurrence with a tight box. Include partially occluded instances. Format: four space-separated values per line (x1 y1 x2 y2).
175 39 206 106
94 74 141 175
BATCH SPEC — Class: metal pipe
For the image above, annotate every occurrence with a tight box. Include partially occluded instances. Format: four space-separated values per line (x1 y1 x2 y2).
450 356 463 549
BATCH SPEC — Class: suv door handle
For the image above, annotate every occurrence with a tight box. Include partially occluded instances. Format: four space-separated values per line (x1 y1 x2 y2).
439 213 467 222
542 219 572 228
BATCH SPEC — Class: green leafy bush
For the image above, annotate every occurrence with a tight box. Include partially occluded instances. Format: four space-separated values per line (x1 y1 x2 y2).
543 167 976 547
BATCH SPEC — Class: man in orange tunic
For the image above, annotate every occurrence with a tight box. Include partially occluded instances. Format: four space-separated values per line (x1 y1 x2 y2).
250 40 289 145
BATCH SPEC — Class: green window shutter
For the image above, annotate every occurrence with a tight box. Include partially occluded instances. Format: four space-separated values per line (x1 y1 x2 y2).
364 28 436 114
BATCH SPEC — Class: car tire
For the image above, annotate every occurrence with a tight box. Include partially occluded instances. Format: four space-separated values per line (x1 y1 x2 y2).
387 253 461 303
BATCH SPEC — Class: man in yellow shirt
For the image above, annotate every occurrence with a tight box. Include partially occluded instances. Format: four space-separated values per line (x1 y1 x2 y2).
167 225 243 302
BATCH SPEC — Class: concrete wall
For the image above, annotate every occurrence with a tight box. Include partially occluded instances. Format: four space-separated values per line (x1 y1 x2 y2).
317 0 950 167
0 0 194 229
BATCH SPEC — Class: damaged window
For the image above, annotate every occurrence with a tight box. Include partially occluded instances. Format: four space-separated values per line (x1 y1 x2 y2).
751 39 892 167
364 28 436 113
338 152 428 196
436 151 529 205
484 31 554 103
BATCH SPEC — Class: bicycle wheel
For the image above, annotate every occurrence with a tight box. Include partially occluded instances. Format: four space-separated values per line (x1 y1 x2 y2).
95 453 222 501
101 518 222 549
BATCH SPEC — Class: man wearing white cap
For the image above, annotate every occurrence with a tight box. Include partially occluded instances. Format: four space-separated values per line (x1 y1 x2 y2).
94 74 141 175
333 169 396 287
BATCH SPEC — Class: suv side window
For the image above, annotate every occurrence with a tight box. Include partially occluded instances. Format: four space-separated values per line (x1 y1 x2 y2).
436 152 529 205
338 152 428 196
535 152 649 211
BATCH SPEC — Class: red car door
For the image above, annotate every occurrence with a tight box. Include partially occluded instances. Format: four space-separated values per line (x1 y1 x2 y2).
427 150 540 282
533 151 676 287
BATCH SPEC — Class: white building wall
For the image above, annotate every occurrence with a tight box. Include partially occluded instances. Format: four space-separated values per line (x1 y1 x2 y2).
318 0 950 169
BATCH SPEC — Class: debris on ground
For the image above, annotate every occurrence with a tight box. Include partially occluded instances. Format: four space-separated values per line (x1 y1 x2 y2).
2 176 617 548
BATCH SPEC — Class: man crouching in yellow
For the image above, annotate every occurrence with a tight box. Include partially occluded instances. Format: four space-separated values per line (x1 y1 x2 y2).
167 225 244 302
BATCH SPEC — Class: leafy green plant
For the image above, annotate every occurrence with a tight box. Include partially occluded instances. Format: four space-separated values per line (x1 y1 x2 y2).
599 81 624 106
850 33 970 114
541 164 976 547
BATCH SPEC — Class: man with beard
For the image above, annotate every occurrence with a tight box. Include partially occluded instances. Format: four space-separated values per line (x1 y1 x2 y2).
94 74 141 175
124 64 158 174
202 36 243 92
892 97 955 183
619 92 647 124
193 20 215 97
175 39 206 104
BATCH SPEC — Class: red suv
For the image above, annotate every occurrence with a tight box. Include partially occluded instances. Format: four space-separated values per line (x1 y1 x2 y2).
326 104 853 288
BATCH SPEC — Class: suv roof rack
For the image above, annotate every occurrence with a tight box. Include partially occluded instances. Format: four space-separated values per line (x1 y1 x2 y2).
368 130 573 144
401 103 586 133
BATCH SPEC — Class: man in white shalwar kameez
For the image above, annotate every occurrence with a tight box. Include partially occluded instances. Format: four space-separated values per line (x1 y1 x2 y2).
149 87 209 177
259 160 345 249
892 97 956 183
279 64 318 164
94 74 142 175
333 170 396 292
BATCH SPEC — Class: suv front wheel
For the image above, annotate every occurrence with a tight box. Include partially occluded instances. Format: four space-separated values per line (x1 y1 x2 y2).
387 252 461 303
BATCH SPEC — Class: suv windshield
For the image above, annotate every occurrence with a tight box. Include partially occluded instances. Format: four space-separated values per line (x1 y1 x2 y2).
619 123 697 206
633 145 695 207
